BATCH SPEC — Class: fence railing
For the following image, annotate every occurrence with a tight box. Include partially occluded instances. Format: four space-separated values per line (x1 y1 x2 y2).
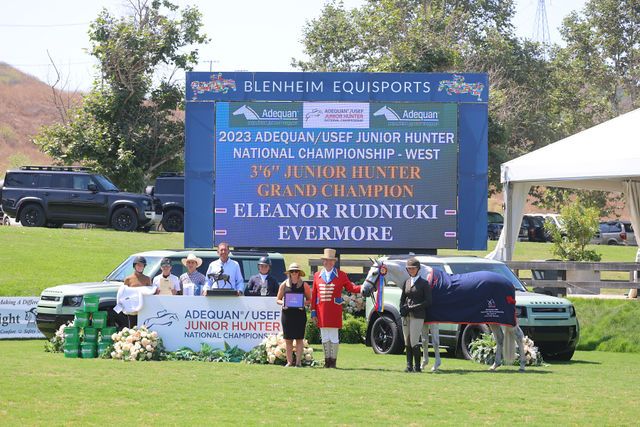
308 259 640 295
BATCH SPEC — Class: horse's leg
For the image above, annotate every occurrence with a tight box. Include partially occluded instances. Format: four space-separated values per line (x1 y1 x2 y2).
430 324 441 372
489 324 504 371
421 323 430 369
515 325 526 372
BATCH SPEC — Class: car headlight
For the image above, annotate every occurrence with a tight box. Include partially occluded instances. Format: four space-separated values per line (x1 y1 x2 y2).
515 305 527 318
569 305 576 317
63 295 83 307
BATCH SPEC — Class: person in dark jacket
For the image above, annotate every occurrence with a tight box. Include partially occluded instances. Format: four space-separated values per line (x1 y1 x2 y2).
244 256 279 296
400 257 432 372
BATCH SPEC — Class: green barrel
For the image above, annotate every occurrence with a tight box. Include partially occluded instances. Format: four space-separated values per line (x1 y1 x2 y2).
81 342 97 358
63 341 80 358
92 311 108 329
63 326 80 342
83 327 98 342
101 326 117 339
83 295 100 313
74 310 90 328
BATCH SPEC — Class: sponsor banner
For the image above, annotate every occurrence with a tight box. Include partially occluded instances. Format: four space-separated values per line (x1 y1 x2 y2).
138 296 282 352
186 71 488 103
0 297 45 339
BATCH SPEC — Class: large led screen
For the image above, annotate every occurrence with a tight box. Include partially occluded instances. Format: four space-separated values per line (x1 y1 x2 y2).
214 101 458 248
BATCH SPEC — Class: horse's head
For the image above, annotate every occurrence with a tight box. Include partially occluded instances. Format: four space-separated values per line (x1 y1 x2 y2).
232 105 247 116
372 106 388 116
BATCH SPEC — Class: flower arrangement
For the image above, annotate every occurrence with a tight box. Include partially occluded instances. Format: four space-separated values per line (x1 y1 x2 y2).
469 332 545 366
244 332 316 366
342 291 366 316
105 326 163 361
44 322 72 353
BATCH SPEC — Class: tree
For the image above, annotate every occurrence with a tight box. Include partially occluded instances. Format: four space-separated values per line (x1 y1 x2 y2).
295 0 555 192
529 0 639 213
35 0 207 191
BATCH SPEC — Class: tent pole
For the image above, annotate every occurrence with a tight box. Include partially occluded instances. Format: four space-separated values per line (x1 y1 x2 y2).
505 181 514 261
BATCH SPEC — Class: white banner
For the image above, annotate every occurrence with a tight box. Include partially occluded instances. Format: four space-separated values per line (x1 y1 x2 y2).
0 297 45 339
138 296 282 352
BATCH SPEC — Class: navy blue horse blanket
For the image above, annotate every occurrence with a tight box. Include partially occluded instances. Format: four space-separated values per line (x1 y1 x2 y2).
423 269 517 326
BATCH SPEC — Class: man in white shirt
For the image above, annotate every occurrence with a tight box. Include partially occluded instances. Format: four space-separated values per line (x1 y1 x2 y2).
205 242 245 295
152 257 181 295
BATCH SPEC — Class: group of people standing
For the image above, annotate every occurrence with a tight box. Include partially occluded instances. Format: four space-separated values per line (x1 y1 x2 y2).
122 244 431 371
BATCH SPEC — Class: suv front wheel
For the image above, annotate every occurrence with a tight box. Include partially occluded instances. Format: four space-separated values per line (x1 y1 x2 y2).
370 315 404 355
20 203 46 227
162 208 184 232
111 207 138 232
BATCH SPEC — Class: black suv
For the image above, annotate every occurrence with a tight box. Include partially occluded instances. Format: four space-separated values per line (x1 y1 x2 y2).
146 172 184 232
1 166 162 231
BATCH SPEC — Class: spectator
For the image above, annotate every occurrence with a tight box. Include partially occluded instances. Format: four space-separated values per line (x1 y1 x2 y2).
205 242 244 295
245 256 279 296
153 257 180 295
276 262 311 367
179 253 206 296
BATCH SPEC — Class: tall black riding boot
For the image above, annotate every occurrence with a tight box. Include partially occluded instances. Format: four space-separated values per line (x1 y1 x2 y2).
405 345 414 372
413 345 422 372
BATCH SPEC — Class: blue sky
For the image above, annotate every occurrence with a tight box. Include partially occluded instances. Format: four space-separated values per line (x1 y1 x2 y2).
0 0 587 91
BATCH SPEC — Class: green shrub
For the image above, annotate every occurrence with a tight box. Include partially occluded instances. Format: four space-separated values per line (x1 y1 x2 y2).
545 200 601 261
303 313 367 344
339 314 367 344
305 317 321 344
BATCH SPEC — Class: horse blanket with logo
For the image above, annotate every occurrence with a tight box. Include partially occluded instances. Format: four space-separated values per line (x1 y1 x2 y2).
423 269 517 326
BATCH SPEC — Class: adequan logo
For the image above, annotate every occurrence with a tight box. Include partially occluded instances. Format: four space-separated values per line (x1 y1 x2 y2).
373 105 440 125
230 103 301 127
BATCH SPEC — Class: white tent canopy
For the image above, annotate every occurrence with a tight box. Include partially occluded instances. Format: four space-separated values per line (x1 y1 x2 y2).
487 108 640 261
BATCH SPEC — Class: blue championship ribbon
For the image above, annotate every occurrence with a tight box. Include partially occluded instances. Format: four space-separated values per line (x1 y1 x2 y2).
375 264 387 312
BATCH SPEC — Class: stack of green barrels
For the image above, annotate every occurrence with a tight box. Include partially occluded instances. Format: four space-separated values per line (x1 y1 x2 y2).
63 295 117 358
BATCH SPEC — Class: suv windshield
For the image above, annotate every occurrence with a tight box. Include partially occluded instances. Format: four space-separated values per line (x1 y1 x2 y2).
447 262 526 291
94 175 119 192
105 256 162 281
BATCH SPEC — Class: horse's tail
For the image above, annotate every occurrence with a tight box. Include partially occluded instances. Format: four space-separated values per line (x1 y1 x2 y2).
503 326 516 364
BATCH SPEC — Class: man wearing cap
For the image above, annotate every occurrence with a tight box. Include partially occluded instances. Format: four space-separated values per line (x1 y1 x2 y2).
245 256 279 296
179 253 207 296
311 248 362 368
153 258 181 295
205 242 245 296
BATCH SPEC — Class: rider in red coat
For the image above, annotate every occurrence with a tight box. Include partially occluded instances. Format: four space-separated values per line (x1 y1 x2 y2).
311 248 362 368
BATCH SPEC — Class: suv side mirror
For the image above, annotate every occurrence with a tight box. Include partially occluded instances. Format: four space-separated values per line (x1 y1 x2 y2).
87 183 98 193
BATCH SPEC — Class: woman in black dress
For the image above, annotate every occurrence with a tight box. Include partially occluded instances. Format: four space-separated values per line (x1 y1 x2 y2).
276 262 312 367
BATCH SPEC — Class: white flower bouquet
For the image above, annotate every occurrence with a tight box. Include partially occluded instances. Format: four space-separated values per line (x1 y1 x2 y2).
244 332 316 366
342 291 366 316
469 332 545 366
44 321 73 353
105 326 163 361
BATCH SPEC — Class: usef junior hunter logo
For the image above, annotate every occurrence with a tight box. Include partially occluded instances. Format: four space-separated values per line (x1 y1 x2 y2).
230 102 301 127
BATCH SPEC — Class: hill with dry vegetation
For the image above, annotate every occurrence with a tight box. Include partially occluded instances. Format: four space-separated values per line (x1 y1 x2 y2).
0 63 82 174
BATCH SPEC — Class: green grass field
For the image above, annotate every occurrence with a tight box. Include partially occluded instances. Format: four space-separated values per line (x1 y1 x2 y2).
0 341 638 425
2 227 638 296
